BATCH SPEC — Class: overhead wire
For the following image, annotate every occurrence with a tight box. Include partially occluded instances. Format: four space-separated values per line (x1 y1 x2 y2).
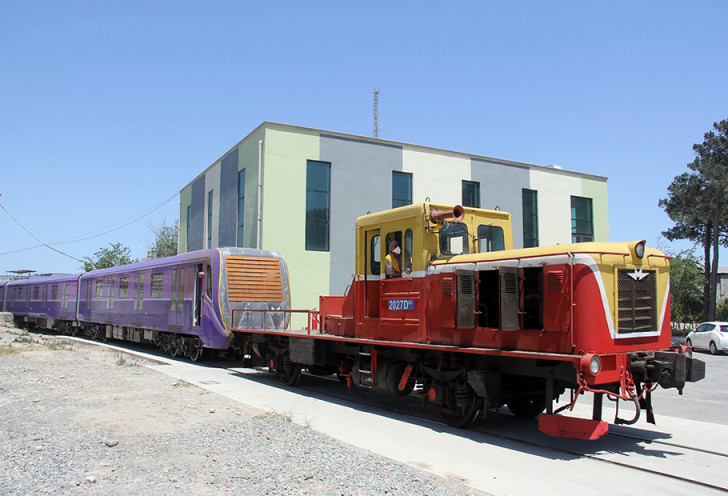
0 199 84 263
0 192 178 258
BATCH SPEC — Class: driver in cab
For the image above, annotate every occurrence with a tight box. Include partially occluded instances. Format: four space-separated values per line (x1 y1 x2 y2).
385 240 402 278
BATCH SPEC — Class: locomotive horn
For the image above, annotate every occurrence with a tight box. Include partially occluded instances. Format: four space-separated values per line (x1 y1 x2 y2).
429 205 465 223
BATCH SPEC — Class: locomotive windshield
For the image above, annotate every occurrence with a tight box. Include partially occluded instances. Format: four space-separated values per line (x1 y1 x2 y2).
477 225 505 253
439 222 469 255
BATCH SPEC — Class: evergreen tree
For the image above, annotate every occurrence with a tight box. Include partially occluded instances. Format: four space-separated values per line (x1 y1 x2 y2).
660 119 728 321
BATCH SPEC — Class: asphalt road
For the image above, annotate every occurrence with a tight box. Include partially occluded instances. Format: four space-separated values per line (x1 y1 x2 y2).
651 351 728 425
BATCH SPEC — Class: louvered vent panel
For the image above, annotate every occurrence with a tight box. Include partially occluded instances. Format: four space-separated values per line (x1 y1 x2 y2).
504 273 518 294
443 278 454 296
226 256 284 303
547 272 564 293
617 269 657 334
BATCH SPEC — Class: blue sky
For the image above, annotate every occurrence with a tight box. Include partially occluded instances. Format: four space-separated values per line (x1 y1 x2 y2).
1 1 727 275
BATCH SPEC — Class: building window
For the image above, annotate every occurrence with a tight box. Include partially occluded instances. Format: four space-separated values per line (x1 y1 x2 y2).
392 171 412 208
207 190 213 249
306 160 331 251
522 189 539 248
462 180 480 208
186 205 192 252
237 170 245 247
571 196 594 243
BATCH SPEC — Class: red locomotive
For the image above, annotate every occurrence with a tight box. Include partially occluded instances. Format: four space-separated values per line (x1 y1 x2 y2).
233 202 704 439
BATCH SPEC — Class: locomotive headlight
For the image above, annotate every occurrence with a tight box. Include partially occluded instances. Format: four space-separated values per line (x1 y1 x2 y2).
580 354 602 376
629 240 646 259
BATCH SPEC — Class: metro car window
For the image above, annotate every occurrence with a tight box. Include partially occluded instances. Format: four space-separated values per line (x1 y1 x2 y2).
119 277 129 298
95 280 103 299
151 273 164 298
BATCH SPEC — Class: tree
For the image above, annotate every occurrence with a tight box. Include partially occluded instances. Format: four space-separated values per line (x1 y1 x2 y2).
146 219 178 259
667 247 704 324
660 119 728 321
82 242 137 272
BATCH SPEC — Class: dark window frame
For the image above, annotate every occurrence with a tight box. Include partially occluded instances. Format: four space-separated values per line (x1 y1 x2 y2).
462 180 481 208
237 170 246 247
207 190 214 249
306 160 331 252
571 196 594 243
392 171 412 209
522 189 539 248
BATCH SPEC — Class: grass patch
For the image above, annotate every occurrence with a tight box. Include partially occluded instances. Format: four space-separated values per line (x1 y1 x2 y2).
44 340 73 351
256 409 294 422
0 345 20 356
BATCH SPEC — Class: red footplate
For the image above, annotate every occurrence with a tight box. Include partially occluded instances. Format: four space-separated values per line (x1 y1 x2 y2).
538 414 609 440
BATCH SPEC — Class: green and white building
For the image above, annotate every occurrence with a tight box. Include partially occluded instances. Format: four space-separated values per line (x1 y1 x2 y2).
179 122 608 312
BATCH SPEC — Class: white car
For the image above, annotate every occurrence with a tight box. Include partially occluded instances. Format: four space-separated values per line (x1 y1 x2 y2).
686 322 728 355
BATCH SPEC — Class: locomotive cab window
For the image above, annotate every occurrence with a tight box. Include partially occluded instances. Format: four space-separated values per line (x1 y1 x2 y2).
477 225 505 253
385 231 403 278
369 234 381 276
404 229 413 274
439 222 468 256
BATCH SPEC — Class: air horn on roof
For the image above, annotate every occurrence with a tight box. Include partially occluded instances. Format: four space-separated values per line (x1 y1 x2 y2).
429 205 465 223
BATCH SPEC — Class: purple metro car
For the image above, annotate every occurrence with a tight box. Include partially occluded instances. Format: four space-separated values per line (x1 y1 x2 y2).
2 248 290 361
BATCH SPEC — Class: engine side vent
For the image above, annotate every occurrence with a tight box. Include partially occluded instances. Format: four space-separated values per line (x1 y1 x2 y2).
547 271 564 293
443 278 454 296
617 269 657 334
226 256 284 303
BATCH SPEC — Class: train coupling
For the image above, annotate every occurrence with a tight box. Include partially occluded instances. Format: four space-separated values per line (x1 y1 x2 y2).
629 347 706 394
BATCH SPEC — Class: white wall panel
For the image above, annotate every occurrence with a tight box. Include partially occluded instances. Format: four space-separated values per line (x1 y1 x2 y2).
402 148 471 205
529 169 583 246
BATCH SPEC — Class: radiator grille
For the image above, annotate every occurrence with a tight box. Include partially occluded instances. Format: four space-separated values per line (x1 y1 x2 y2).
617 269 657 334
226 256 284 302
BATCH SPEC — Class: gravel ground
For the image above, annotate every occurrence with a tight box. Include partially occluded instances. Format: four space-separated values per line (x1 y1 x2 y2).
0 325 485 495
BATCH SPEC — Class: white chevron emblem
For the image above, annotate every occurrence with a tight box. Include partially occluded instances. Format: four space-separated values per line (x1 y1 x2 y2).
628 268 649 281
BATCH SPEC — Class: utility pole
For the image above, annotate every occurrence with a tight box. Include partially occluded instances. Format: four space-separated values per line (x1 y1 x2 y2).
372 88 380 138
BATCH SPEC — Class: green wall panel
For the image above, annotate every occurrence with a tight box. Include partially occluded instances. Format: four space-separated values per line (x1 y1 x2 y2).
179 186 192 252
581 177 609 242
260 126 327 324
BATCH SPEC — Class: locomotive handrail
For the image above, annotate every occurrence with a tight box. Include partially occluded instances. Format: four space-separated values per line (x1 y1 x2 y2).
231 308 320 335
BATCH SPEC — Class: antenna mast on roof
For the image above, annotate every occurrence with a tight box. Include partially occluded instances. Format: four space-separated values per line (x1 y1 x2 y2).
372 88 380 138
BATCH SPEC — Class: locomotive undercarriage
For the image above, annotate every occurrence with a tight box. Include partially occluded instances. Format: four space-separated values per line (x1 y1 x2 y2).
236 333 583 427
236 332 705 435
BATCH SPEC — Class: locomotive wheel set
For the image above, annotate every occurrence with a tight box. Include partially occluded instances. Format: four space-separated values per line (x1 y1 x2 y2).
1 203 705 440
